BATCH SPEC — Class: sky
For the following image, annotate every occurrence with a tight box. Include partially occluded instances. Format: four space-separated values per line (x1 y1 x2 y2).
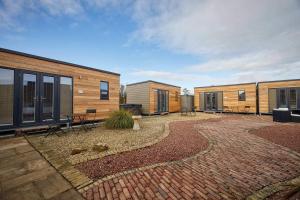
0 0 300 93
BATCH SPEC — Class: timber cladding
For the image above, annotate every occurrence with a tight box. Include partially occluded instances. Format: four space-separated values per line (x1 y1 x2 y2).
149 82 181 113
0 50 120 120
194 83 257 113
126 81 181 114
258 79 300 114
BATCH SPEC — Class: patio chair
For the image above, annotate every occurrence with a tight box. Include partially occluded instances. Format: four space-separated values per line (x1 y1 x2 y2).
86 109 97 129
45 123 66 137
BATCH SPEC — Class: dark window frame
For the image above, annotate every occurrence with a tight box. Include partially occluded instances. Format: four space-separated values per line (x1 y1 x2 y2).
100 81 109 100
238 90 246 101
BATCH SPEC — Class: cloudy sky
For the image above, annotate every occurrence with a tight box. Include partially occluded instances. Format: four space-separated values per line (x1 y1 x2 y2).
1 0 299 93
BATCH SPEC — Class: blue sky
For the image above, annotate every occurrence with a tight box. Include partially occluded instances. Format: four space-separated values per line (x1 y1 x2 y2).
1 0 300 93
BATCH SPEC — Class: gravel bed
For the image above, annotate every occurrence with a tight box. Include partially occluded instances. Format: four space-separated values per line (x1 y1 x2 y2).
27 121 165 164
249 124 300 153
76 120 210 180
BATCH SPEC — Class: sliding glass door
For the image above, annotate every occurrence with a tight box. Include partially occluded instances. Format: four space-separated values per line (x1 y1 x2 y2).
156 89 169 113
268 88 299 112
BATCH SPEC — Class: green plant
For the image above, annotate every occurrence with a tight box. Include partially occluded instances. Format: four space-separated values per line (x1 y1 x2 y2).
105 110 134 129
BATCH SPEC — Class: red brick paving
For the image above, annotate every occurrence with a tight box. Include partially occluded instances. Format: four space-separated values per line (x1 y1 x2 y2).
82 116 300 200
76 120 209 180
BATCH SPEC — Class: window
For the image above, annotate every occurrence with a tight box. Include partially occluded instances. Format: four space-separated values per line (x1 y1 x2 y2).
238 90 246 101
100 81 109 100
0 68 14 126
289 89 297 110
279 89 287 107
60 77 72 119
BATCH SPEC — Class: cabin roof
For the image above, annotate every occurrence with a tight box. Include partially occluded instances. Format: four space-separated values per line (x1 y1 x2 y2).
0 48 120 76
127 80 181 88
257 79 300 84
194 82 256 89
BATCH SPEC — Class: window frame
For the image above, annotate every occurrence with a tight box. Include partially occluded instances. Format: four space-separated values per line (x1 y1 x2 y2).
100 81 109 100
238 90 246 101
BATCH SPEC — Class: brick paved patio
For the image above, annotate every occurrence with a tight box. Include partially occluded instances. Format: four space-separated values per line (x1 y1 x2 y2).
81 116 300 200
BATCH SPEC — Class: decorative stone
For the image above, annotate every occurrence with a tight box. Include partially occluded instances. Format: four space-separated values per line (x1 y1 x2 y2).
93 143 109 152
132 115 142 131
70 148 87 155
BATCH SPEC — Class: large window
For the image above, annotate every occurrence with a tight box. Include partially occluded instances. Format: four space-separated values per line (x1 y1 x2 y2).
289 89 297 110
278 89 287 108
0 68 14 126
100 81 109 100
238 90 246 101
60 77 72 119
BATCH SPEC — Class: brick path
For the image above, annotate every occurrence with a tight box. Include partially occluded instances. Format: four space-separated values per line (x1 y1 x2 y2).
0 137 83 200
82 116 300 200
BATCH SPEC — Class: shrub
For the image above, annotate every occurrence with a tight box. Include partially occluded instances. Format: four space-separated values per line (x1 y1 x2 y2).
105 110 134 129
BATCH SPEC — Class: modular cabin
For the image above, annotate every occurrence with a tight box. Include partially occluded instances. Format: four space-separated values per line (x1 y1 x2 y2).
194 83 257 113
126 80 181 115
0 48 120 132
258 79 300 114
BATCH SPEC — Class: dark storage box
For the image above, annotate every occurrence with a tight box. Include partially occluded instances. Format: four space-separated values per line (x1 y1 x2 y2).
273 109 291 122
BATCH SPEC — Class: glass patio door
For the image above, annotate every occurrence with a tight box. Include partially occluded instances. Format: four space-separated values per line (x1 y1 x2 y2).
157 90 169 113
22 73 37 123
20 72 58 125
41 76 55 121
205 92 217 111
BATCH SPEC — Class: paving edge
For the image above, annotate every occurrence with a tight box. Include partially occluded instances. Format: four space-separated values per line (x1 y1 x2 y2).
246 175 300 200
78 122 215 193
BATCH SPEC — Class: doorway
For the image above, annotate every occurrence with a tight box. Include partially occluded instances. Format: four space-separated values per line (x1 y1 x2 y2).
19 71 58 126
157 89 169 113
204 92 218 111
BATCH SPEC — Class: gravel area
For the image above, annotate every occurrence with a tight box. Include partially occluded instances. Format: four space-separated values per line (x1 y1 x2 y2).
76 119 210 180
249 124 300 153
27 113 218 165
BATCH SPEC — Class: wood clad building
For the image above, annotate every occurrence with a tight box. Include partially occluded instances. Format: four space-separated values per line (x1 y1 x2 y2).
126 81 181 114
0 48 120 132
258 79 300 114
194 83 257 113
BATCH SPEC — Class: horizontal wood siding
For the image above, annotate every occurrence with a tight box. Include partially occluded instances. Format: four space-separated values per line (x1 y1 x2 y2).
126 83 150 114
0 51 120 120
258 80 300 113
194 83 257 113
149 82 181 114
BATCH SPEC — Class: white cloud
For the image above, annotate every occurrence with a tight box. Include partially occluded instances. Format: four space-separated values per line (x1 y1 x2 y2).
130 0 300 86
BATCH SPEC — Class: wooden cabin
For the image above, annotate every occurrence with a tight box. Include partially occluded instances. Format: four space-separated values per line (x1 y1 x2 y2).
0 48 120 132
258 79 300 114
126 81 181 115
194 83 257 113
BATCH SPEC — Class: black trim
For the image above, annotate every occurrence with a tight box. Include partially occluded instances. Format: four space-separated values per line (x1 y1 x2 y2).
127 80 181 88
194 82 256 89
0 47 120 76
